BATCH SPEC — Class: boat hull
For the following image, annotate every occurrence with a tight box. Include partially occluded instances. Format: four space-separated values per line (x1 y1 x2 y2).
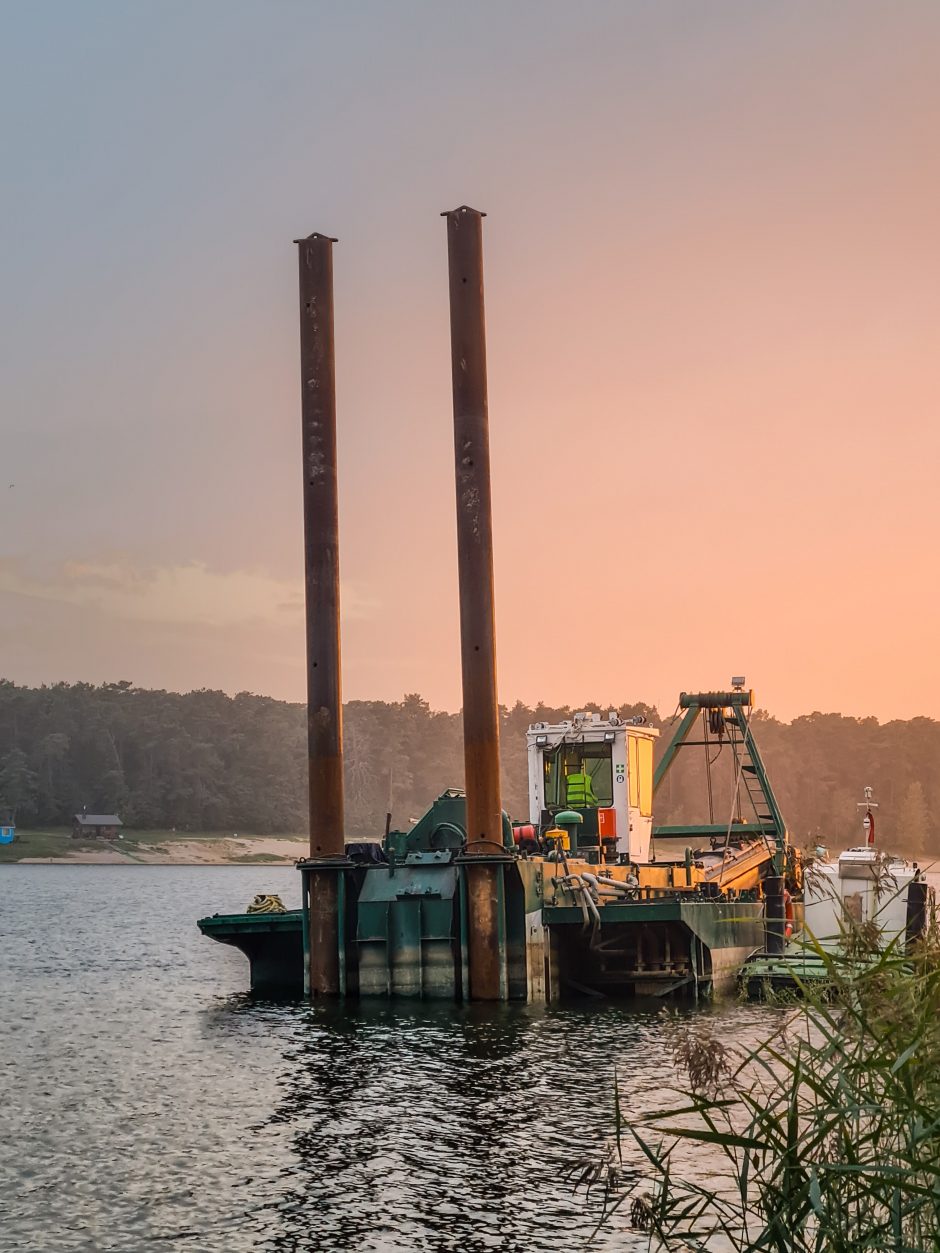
198 866 765 1001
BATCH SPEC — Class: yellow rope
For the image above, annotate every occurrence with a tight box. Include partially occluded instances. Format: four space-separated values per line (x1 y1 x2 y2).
246 893 287 915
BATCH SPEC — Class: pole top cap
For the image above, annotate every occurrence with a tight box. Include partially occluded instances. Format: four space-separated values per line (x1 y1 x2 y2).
554 810 584 826
293 231 338 245
441 205 486 218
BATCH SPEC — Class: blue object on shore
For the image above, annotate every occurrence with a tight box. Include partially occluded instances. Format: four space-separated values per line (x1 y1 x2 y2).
0 825 15 844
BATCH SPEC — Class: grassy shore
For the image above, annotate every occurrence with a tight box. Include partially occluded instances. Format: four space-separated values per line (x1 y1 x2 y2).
0 828 307 865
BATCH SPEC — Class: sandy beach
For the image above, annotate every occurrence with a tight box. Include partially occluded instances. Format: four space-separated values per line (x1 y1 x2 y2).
12 835 309 866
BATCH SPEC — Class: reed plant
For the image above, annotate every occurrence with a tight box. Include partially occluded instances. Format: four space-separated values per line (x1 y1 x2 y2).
591 928 940 1251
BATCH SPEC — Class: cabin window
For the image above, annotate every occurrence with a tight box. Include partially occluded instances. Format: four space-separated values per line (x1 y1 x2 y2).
637 736 653 817
542 742 613 810
628 735 654 816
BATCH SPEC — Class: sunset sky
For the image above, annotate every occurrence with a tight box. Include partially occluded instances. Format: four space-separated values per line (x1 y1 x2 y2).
2 2 938 723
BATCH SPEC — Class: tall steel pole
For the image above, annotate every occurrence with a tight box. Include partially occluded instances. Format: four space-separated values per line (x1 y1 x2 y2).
295 231 346 997
443 206 505 1000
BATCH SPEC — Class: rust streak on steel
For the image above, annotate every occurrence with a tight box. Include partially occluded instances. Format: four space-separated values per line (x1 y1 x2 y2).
295 230 345 997
443 205 504 1001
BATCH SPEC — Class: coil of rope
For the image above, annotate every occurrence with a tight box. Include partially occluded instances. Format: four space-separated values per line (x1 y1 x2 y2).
246 893 287 915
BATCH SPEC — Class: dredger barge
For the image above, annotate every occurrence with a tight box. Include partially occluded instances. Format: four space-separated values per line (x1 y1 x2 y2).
198 208 799 1002
201 687 800 999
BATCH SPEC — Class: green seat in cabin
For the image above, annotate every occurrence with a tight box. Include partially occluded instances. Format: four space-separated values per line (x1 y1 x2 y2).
565 771 597 807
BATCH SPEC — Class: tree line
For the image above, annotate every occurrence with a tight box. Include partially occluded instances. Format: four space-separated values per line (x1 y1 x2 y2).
0 680 935 858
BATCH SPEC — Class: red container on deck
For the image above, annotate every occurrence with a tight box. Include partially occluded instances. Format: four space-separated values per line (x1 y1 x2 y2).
598 808 617 840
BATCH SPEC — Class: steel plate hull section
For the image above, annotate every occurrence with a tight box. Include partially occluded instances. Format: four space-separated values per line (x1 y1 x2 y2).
543 899 764 993
197 912 303 996
356 865 459 999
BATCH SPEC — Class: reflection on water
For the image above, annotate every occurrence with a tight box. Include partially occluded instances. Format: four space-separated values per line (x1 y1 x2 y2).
224 1000 646 1252
0 866 779 1252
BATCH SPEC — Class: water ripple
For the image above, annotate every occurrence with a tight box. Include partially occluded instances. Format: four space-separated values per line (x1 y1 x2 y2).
0 865 779 1251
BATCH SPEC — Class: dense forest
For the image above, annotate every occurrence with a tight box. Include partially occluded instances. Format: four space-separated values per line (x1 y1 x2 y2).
0 680 936 859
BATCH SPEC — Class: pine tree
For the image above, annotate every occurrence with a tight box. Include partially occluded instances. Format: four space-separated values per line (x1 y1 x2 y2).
0 748 37 822
896 781 930 860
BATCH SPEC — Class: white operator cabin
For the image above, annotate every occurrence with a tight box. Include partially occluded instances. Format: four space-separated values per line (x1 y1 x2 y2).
526 712 659 862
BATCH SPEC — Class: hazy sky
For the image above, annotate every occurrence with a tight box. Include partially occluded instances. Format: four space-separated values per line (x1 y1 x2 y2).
2 2 938 722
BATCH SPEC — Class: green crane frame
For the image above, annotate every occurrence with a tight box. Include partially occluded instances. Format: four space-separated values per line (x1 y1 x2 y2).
652 691 788 865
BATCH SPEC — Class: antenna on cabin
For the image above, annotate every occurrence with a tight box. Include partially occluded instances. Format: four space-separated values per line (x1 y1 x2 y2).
857 785 878 846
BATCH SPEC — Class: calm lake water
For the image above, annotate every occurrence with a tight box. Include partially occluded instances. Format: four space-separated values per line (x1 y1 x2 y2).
0 865 782 1252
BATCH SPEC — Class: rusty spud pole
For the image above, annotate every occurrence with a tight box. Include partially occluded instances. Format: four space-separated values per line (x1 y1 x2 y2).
295 231 345 997
444 206 505 1001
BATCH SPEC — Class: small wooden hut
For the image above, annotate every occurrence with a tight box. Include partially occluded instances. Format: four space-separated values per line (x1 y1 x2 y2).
72 813 123 840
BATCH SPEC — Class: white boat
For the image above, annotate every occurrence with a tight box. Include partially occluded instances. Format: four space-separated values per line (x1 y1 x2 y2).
803 844 924 950
743 786 933 993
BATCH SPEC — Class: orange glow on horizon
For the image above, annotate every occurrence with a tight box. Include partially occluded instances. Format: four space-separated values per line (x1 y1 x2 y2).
3 3 938 726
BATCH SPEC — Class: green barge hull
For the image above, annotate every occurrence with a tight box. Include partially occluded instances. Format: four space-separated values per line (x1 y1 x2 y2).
198 910 304 995
198 795 768 1001
198 891 766 1001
